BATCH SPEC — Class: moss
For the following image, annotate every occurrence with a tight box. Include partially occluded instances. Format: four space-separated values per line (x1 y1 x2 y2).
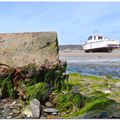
63 96 114 118
55 92 85 114
26 82 49 102
79 98 114 115
60 73 119 118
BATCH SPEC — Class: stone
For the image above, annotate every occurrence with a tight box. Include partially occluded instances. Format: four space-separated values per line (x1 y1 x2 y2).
2 99 7 103
102 89 111 94
76 111 100 119
30 99 41 118
114 82 120 88
47 114 55 119
10 101 16 106
52 112 58 115
8 112 14 116
43 108 59 113
98 112 108 118
111 112 120 118
7 116 12 119
45 102 54 108
15 114 26 119
71 86 80 94
0 32 59 68
42 112 48 117
2 108 12 117
12 109 20 114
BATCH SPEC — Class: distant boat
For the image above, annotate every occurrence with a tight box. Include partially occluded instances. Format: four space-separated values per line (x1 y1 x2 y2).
82 34 120 53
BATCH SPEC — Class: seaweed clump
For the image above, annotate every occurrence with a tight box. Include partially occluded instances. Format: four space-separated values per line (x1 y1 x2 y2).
0 60 68 103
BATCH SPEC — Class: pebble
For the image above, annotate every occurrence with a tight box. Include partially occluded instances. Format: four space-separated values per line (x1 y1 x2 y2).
114 82 120 88
52 112 58 115
10 101 16 106
102 89 111 94
43 108 59 113
45 102 54 108
8 112 14 116
15 114 26 119
7 116 12 119
12 109 20 114
3 108 12 117
47 114 55 119
98 112 108 118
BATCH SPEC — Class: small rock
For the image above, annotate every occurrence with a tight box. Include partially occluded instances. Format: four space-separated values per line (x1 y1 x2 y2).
10 101 16 106
114 82 120 88
2 108 12 117
30 99 41 118
52 112 58 115
12 109 20 114
71 86 80 94
2 99 7 103
15 114 26 119
45 102 54 108
43 108 59 113
98 112 108 118
4 103 10 108
42 112 48 117
47 114 55 119
8 112 14 116
77 111 100 119
7 116 12 119
102 89 111 94
111 112 120 118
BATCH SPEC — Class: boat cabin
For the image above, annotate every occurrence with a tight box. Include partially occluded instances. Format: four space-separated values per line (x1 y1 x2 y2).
88 35 104 41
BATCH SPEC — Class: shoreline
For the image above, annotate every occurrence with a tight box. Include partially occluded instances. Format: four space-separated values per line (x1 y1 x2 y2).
59 49 120 78
59 49 120 60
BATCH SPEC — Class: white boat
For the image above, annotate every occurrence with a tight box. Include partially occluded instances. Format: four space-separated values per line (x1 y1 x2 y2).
82 35 120 53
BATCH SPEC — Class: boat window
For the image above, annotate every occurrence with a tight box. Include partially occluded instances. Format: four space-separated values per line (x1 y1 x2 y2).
88 36 92 40
98 36 103 39
94 36 96 40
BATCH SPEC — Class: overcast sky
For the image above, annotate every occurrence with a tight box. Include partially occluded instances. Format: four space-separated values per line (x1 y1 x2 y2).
0 2 120 45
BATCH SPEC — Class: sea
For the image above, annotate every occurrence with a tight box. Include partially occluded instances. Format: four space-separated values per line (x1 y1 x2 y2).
60 57 120 78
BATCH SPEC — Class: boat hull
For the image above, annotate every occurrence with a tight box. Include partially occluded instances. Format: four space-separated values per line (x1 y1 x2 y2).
84 47 116 53
82 40 119 53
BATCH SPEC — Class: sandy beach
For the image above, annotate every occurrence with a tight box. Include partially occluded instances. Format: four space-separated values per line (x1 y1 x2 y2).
59 49 120 60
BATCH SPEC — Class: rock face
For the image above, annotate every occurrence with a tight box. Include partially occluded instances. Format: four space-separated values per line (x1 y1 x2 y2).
0 32 59 67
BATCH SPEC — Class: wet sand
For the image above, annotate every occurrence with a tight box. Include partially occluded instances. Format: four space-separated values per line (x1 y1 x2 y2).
59 49 120 78
59 49 120 60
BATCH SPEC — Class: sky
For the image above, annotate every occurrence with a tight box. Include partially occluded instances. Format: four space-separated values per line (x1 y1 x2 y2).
0 2 120 45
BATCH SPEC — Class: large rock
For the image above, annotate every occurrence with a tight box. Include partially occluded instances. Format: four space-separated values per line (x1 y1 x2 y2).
0 32 59 67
